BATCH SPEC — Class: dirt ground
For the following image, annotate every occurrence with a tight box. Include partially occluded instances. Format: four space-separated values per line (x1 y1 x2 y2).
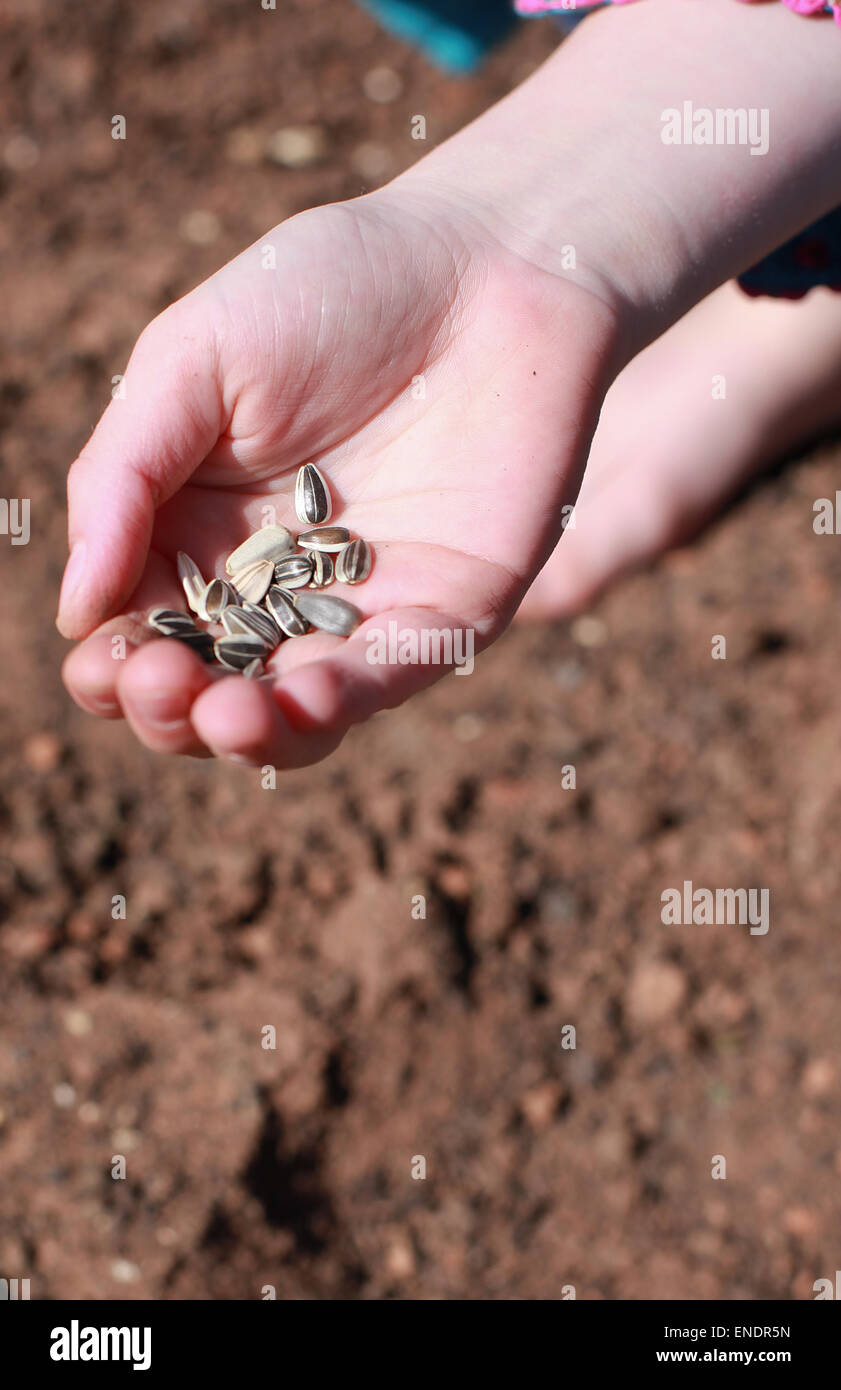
2 0 841 1301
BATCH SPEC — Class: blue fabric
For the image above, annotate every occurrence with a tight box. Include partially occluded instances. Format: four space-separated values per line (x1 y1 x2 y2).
357 0 515 71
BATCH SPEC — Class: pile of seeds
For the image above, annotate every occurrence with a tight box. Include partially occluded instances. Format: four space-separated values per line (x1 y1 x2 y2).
147 463 373 679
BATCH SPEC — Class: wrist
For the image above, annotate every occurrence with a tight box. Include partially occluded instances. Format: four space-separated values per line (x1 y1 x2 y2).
387 132 655 378
389 0 841 370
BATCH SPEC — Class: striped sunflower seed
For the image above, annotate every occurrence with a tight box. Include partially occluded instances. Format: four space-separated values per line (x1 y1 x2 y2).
229 558 274 605
297 526 350 552
225 525 295 576
308 550 334 587
214 633 271 671
148 608 198 635
335 538 372 585
177 552 206 615
293 591 362 636
220 607 252 636
295 463 332 526
221 606 281 646
273 552 314 589
166 630 216 662
238 602 282 648
265 586 310 637
197 577 238 622
243 657 266 680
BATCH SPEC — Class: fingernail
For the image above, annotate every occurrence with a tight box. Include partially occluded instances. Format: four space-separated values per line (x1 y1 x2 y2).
57 542 87 627
208 747 256 766
59 541 87 606
85 695 122 716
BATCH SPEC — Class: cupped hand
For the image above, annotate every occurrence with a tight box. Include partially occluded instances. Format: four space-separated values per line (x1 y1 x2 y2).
59 185 619 767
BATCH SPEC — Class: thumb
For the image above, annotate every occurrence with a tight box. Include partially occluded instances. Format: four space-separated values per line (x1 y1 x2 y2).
57 302 222 639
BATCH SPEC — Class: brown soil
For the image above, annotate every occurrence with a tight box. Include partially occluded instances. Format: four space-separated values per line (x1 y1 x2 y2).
2 0 841 1301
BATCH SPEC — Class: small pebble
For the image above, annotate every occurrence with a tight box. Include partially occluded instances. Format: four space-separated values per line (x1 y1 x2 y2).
351 142 391 181
385 1236 415 1279
53 1083 76 1109
23 732 63 773
452 713 484 743
363 66 403 103
265 125 326 169
803 1057 835 1098
112 1127 140 1152
570 615 608 648
180 210 221 246
63 1009 93 1037
111 1259 141 1284
626 960 687 1025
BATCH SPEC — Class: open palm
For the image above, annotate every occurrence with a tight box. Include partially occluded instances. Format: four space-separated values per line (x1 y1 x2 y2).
60 190 616 766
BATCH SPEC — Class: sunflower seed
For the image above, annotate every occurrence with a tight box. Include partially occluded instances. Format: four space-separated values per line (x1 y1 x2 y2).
166 630 217 662
273 552 314 589
243 657 266 680
220 607 251 636
229 558 274 604
308 550 334 587
221 605 281 646
297 525 350 552
148 608 198 635
214 633 270 671
177 552 206 614
295 463 332 526
265 586 310 637
293 591 362 636
197 577 238 622
239 602 282 648
335 538 372 585
225 525 295 576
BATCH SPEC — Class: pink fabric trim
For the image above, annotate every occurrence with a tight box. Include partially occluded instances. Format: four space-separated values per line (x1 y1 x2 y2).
514 0 841 22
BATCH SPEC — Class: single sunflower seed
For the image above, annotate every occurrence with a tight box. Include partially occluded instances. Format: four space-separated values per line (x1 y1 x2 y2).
273 552 314 589
214 633 271 671
148 608 198 635
197 577 238 622
297 526 350 552
229 558 274 605
225 525 295 576
308 550 334 587
221 605 282 647
265 586 310 637
220 607 253 636
293 591 362 636
177 552 206 614
295 462 332 526
242 657 266 680
238 602 283 648
335 538 372 585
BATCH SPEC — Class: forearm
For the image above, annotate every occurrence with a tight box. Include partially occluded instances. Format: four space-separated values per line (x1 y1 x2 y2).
394 0 841 363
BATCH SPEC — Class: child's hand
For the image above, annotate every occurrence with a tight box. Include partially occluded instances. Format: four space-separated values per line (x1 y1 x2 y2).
59 189 619 766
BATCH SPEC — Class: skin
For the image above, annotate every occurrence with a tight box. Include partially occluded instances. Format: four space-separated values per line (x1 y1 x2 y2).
59 0 841 767
522 282 841 618
60 199 617 763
